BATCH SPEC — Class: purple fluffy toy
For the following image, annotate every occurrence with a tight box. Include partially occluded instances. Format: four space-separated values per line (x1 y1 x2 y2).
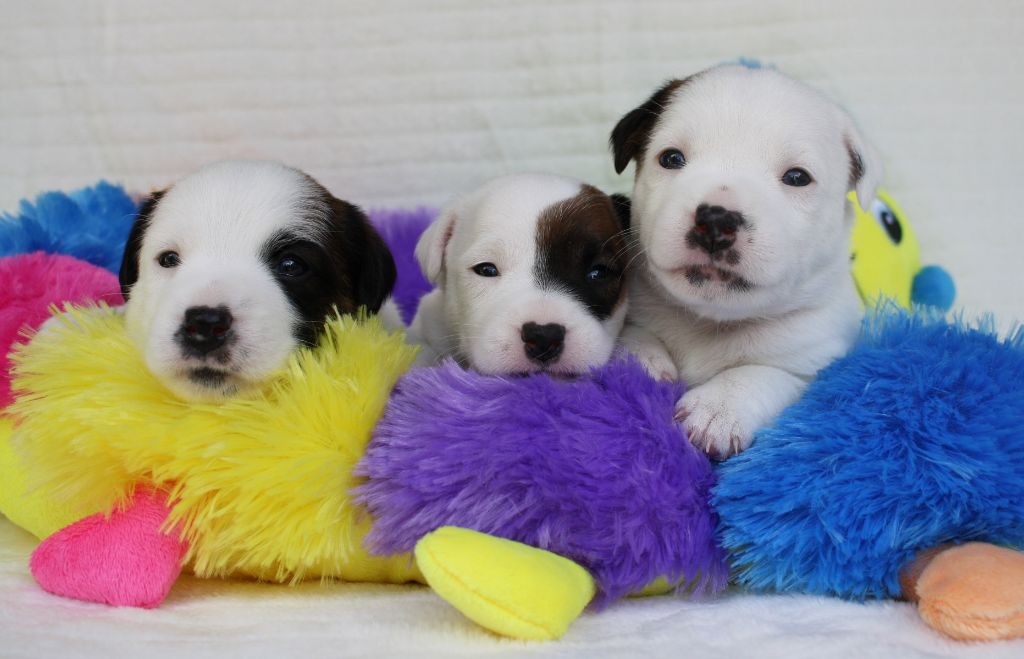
356 357 729 604
368 207 436 325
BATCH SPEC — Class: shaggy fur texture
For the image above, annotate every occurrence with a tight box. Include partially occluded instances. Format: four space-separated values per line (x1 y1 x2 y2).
357 357 729 604
368 207 436 324
0 182 139 272
0 253 123 408
6 307 420 585
713 307 1024 599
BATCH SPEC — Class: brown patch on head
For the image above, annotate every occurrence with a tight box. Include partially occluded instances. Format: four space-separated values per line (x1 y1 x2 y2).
845 138 865 190
610 77 691 174
533 184 630 320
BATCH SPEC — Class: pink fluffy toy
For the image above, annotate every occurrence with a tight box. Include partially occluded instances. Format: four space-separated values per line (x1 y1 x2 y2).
0 252 123 408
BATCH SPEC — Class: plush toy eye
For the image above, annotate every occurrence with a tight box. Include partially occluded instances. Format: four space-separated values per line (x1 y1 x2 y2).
472 262 500 277
871 200 903 244
587 264 612 282
157 251 181 268
658 149 686 170
782 168 813 187
276 255 309 278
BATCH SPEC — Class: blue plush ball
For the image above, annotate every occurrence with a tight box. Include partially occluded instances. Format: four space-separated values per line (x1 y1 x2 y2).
713 307 1024 599
911 265 957 311
0 182 139 273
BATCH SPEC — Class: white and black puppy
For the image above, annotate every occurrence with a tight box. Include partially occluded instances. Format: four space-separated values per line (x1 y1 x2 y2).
408 174 632 375
611 65 879 458
119 160 396 401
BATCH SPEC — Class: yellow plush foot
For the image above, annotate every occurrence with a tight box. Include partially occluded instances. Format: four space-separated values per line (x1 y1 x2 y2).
414 526 596 640
908 543 1024 642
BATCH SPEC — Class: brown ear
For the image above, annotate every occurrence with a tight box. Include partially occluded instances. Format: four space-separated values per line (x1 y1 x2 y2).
118 189 166 300
609 79 686 174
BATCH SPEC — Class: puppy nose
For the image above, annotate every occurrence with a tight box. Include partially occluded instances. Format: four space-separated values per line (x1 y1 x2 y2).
692 204 745 255
521 322 565 365
180 305 233 354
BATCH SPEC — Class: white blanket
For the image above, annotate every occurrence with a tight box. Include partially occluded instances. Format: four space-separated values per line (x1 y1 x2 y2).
2 1 1023 656
2 520 1022 658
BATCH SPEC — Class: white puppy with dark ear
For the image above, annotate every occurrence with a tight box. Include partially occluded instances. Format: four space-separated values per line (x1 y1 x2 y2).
611 64 880 458
119 160 396 402
407 173 632 375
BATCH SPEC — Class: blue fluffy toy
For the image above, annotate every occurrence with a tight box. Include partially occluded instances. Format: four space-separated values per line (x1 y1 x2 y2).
714 306 1024 600
0 182 140 273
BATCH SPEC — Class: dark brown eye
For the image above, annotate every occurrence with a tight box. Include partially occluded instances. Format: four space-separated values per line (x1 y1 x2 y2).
587 264 612 282
276 254 309 278
658 149 686 170
157 251 181 268
472 262 500 277
782 168 813 187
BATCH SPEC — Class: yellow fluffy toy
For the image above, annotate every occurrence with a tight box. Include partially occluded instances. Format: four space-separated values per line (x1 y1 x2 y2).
2 306 420 590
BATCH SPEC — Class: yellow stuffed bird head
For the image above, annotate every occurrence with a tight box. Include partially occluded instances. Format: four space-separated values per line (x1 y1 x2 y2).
849 190 955 311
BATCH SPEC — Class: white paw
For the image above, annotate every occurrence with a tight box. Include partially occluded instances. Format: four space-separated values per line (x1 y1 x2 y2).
675 384 756 459
629 345 679 382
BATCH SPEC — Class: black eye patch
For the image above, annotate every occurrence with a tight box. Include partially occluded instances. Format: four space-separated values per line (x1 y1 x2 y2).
260 232 353 346
533 186 629 321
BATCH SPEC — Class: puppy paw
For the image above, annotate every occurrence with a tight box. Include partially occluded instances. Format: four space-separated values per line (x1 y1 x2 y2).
627 346 679 382
675 385 755 459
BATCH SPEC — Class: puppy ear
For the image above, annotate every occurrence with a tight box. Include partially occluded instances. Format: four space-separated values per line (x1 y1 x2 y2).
609 193 632 231
609 79 685 175
841 114 883 210
414 203 458 285
118 190 165 301
328 198 396 313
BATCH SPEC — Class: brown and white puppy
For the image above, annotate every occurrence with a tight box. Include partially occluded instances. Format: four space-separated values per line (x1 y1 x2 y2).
611 65 879 458
119 160 396 401
408 173 632 375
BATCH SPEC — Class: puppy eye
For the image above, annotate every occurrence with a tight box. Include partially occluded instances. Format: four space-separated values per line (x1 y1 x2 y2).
276 255 309 278
658 149 686 170
586 265 612 282
471 262 500 277
157 251 181 268
782 168 813 187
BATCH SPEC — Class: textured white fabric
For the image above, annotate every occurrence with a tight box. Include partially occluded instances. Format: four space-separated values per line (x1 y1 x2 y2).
2 519 1023 658
2 1 1024 656
1 0 1022 323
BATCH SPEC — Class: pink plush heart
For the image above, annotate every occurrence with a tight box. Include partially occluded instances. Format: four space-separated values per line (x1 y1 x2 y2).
30 488 188 608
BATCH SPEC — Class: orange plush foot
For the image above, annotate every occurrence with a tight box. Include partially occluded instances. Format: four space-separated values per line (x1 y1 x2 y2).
902 543 1024 642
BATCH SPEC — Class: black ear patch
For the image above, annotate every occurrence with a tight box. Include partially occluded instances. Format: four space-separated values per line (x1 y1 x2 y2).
610 79 686 174
325 196 397 314
262 193 396 346
118 190 165 300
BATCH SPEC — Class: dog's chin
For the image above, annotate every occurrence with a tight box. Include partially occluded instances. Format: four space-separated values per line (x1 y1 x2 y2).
467 345 611 378
158 367 257 402
650 261 773 322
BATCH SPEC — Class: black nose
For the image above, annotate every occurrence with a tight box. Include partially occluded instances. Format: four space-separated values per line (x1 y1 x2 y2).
691 204 746 255
521 322 565 365
179 306 233 355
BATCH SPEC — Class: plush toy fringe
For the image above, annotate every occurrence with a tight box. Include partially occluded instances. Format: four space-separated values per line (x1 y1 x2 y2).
714 305 1024 599
9 306 420 584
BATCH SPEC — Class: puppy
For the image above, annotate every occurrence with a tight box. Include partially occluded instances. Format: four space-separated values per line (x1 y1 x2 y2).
119 160 396 401
408 173 631 375
611 65 879 457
